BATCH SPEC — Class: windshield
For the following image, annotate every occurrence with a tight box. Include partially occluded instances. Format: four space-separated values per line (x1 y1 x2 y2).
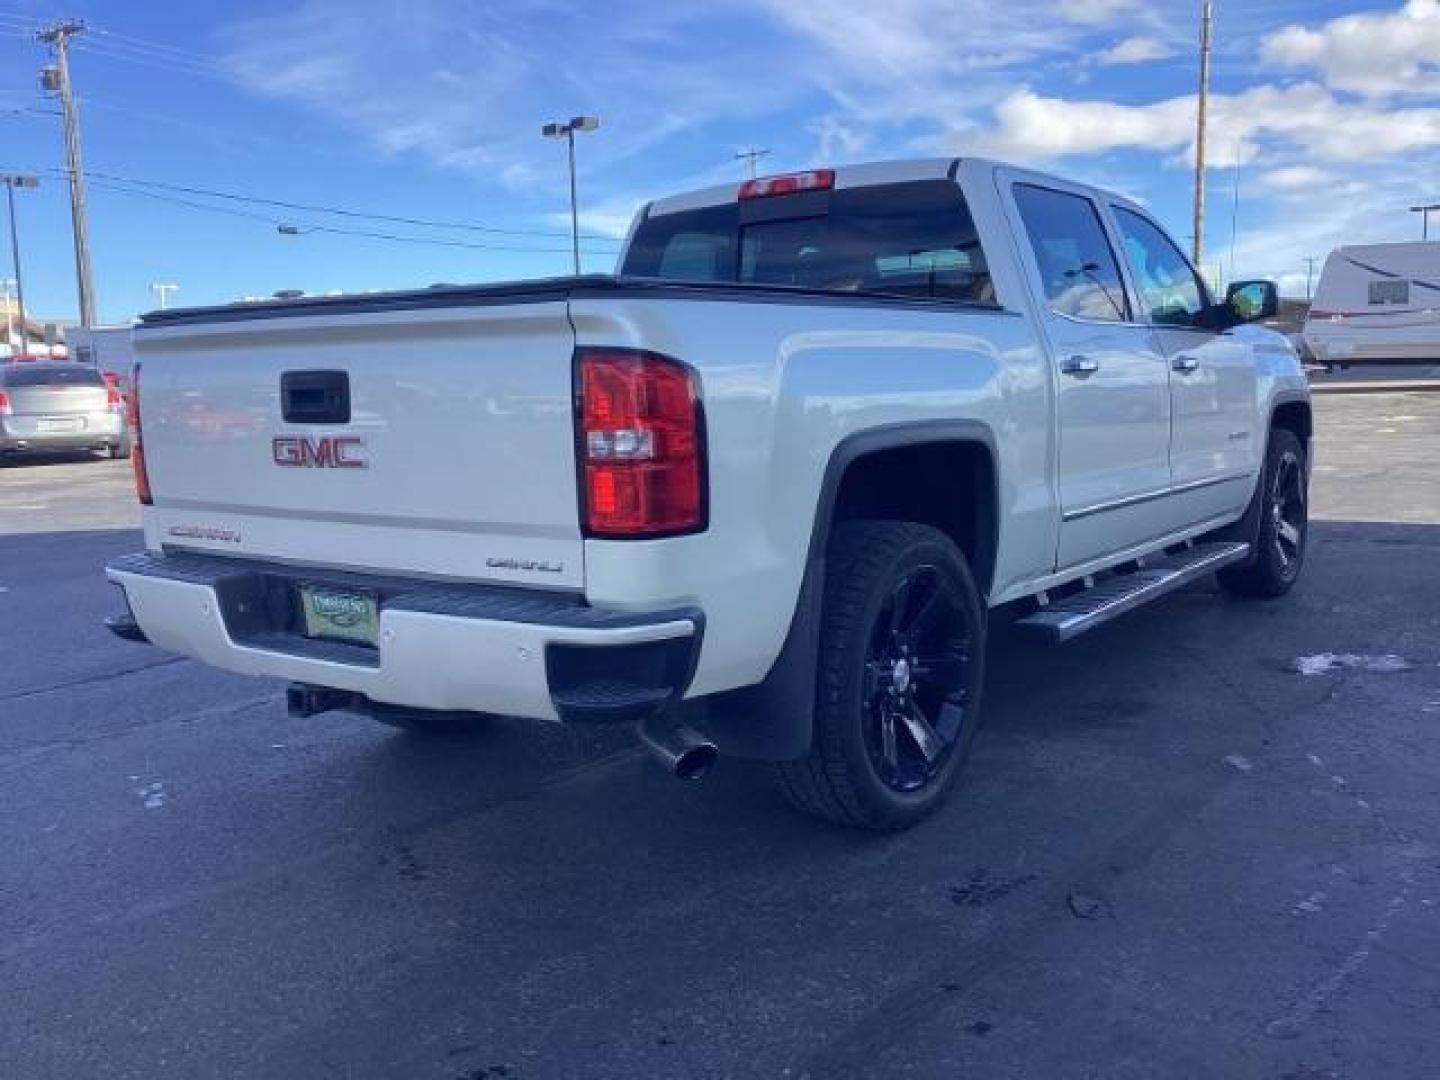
621 180 995 304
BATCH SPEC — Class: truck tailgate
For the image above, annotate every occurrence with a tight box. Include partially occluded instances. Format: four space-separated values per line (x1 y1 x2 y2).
134 301 583 589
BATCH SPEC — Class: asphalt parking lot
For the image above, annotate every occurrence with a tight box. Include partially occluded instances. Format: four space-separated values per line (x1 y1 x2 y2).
3 395 1438 1080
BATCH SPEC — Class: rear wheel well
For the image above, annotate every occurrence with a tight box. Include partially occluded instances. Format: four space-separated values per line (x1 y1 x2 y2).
830 441 997 597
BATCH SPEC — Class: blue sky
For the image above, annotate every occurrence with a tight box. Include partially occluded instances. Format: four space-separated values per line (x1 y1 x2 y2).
2 0 1438 323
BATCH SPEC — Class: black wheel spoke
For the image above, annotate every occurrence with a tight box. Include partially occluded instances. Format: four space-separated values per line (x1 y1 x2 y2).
887 575 915 639
905 584 946 641
913 649 968 692
935 701 965 743
900 701 944 762
879 708 899 775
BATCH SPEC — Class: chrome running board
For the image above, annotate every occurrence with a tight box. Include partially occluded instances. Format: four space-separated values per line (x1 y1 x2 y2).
1017 542 1251 643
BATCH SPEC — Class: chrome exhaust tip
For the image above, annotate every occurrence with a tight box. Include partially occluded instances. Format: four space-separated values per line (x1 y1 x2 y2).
638 720 718 781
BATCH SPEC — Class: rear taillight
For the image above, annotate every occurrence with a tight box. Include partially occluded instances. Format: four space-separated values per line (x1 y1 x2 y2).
738 169 834 200
106 386 123 410
128 363 152 505
0 391 10 416
577 349 705 538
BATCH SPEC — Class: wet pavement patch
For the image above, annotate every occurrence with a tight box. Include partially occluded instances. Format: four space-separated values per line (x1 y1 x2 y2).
1291 653 1414 676
949 867 1038 907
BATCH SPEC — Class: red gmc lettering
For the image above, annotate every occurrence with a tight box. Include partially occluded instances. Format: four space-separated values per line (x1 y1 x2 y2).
272 436 366 469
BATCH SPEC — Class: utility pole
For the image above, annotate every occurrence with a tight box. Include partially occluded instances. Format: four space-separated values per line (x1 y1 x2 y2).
37 19 97 327
1191 0 1213 269
2 174 38 354
150 282 179 310
736 147 770 179
542 115 599 276
1303 256 1318 302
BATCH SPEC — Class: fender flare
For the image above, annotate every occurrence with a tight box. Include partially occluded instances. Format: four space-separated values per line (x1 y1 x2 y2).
699 419 999 760
1217 391 1313 561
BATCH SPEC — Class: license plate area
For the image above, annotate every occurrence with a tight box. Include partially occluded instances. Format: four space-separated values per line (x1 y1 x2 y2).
298 584 379 647
37 417 83 433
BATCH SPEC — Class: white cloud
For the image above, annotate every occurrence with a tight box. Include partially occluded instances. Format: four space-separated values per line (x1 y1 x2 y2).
1056 0 1142 27
968 82 1440 166
209 0 1440 306
220 1 806 190
748 0 1150 133
1261 0 1440 98
1226 157 1437 292
542 196 645 242
809 116 870 163
1096 36 1176 66
754 0 1100 82
1257 165 1335 192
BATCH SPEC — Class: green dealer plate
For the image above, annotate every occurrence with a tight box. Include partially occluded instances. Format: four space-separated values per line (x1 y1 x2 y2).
299 585 379 647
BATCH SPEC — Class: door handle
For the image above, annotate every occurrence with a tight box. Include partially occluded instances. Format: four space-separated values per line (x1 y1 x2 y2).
1061 355 1100 376
1172 354 1201 374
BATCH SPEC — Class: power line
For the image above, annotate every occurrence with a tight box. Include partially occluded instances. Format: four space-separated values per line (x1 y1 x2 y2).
0 12 230 82
84 177 608 255
88 24 224 66
78 167 622 243
71 39 231 84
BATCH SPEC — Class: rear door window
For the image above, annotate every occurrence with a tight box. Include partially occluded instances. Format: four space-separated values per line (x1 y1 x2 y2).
1012 184 1129 322
622 180 995 305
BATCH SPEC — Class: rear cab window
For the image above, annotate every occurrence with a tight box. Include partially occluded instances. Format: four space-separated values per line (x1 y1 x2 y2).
621 179 995 305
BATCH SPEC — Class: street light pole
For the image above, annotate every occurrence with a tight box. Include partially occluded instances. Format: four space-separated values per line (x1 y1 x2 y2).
542 115 599 275
736 147 770 179
566 129 579 274
1410 203 1440 240
2 174 38 355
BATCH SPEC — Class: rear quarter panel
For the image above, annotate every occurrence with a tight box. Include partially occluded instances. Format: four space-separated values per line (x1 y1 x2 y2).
571 295 1052 696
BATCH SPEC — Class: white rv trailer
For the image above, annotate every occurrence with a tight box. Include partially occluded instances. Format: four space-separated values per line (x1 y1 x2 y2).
1303 241 1440 367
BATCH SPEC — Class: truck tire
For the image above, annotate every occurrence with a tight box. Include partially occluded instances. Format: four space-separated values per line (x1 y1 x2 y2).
775 520 986 829
1218 427 1308 599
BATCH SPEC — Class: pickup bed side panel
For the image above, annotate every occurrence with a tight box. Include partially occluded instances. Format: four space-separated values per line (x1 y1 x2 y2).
571 296 1052 698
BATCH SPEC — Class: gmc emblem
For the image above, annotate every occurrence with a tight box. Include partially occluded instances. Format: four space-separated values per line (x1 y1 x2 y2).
272 435 367 469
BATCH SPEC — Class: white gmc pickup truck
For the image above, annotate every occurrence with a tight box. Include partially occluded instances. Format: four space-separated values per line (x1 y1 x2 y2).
107 158 1311 829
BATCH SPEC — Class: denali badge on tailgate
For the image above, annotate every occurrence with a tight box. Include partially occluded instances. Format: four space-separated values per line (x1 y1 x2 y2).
272 435 366 469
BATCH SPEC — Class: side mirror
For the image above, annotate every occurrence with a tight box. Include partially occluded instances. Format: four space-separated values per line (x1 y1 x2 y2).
1225 279 1279 322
